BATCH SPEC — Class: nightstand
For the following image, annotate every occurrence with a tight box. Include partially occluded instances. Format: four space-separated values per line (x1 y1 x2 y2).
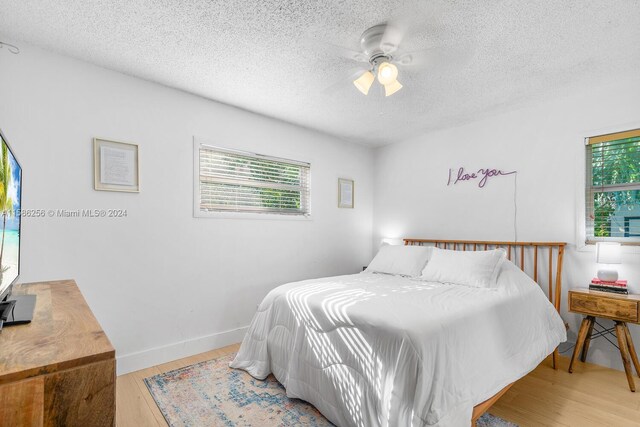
568 288 640 391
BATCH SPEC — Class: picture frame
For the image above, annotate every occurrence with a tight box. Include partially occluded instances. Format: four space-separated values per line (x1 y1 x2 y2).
338 178 354 208
93 138 139 192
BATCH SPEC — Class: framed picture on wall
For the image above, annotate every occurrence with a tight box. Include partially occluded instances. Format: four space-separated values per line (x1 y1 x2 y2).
93 138 139 192
338 178 354 208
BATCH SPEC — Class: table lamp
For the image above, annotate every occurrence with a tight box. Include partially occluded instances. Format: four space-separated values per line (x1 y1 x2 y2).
381 238 403 247
595 242 622 282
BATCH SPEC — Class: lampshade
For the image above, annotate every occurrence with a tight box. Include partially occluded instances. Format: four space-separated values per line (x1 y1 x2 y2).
383 80 403 97
353 71 375 95
381 237 403 246
596 242 622 264
377 62 398 85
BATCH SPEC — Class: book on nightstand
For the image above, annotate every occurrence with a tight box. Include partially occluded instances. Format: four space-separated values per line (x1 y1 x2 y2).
589 278 628 295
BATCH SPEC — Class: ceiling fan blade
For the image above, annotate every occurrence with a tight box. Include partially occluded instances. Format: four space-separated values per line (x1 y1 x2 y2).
303 37 369 63
395 44 474 71
322 67 370 95
380 1 448 55
380 21 407 55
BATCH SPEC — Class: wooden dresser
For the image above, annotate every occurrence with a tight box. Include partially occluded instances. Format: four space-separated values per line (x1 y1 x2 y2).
0 280 115 426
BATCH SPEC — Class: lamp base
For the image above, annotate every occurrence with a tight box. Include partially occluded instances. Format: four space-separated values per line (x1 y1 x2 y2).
597 269 619 282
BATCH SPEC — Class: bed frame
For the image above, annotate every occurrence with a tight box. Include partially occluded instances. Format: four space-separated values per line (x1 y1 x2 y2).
403 239 566 426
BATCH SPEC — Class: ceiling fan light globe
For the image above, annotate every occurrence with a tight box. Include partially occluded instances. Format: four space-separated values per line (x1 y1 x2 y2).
377 62 398 85
353 71 375 95
384 79 403 97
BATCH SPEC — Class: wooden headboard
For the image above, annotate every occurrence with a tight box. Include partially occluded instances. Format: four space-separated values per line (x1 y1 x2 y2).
404 238 566 369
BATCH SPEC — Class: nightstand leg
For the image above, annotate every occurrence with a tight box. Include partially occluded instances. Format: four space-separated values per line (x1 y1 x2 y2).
569 317 590 373
580 316 595 363
615 322 636 392
623 324 640 378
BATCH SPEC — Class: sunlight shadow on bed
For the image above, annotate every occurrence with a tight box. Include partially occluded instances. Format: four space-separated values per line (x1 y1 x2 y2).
286 282 371 426
284 278 437 426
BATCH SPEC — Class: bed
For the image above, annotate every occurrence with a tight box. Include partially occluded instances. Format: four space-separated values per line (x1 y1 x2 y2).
230 239 567 427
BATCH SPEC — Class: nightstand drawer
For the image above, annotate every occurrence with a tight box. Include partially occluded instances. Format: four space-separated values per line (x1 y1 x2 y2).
570 292 638 322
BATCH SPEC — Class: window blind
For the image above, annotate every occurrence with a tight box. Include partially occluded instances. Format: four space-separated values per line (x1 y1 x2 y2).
197 144 310 216
586 129 640 243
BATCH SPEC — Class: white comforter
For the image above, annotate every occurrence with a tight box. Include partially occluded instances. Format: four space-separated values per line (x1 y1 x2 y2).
230 261 566 427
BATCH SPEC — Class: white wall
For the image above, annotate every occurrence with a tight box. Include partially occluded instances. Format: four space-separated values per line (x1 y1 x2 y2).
0 43 374 374
373 79 640 371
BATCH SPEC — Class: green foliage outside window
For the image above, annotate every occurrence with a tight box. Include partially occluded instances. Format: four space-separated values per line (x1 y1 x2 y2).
591 136 640 237
199 147 309 215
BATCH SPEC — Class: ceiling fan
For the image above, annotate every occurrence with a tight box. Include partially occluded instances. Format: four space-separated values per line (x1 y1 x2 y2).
349 23 409 97
316 8 469 98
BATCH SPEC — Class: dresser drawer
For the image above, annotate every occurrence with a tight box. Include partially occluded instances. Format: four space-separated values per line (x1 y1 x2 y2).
570 292 638 322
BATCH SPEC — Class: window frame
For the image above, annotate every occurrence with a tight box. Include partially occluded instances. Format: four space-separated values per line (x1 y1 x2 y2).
585 128 640 245
193 139 312 220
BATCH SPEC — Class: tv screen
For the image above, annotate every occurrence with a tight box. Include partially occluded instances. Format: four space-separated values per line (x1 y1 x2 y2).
0 130 21 300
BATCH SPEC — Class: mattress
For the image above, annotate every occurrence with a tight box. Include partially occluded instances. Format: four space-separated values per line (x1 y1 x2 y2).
230 260 566 427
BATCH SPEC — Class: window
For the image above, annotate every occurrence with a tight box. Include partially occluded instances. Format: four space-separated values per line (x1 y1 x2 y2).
195 143 310 216
586 129 640 244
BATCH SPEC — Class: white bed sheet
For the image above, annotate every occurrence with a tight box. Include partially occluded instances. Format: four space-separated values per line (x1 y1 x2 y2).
230 261 566 427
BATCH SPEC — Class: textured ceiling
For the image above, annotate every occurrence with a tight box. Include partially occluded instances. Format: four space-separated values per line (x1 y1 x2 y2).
1 0 639 146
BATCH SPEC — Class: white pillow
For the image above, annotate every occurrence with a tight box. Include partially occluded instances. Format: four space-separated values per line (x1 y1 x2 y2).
420 248 506 288
365 245 433 277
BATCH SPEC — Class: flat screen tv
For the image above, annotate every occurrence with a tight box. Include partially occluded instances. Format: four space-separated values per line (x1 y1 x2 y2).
0 128 21 302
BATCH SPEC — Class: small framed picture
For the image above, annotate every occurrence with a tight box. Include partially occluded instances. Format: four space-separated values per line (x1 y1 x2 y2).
338 178 354 208
93 138 139 192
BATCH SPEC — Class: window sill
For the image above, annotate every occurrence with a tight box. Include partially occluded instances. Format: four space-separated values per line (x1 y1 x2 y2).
577 241 640 254
585 240 640 246
194 211 312 221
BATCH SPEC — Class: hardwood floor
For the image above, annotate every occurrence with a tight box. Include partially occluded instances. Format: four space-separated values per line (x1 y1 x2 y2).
116 345 640 427
491 356 640 427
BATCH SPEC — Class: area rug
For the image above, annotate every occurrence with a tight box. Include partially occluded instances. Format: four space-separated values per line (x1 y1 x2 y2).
144 353 518 427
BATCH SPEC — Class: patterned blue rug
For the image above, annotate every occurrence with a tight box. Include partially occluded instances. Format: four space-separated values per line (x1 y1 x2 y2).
477 413 518 427
144 353 518 426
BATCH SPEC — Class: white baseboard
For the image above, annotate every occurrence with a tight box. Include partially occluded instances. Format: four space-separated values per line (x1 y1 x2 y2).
116 326 248 375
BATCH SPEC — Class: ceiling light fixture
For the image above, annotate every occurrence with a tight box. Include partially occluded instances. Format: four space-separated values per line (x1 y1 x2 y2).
353 57 403 97
383 79 403 97
353 71 375 95
377 62 398 85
